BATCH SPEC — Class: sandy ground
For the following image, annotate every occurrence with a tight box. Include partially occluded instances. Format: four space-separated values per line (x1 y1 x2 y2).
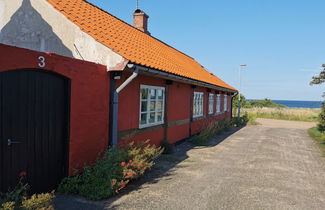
55 119 325 210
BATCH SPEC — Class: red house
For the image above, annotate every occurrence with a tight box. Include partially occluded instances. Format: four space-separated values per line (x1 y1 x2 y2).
0 0 236 193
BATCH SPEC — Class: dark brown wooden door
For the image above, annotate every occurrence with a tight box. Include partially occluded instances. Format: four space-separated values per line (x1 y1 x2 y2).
0 70 70 193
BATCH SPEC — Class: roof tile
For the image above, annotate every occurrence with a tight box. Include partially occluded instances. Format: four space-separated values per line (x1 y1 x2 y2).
46 0 235 90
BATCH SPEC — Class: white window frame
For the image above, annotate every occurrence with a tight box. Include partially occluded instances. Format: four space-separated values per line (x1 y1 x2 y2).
216 94 221 114
139 85 165 128
193 92 204 118
224 94 228 112
208 93 214 114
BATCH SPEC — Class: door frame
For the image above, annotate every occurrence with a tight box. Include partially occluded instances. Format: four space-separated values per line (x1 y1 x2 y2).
0 68 71 192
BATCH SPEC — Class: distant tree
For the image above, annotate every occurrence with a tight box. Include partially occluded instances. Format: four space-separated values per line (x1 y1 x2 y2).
310 64 325 86
310 64 325 132
248 98 285 108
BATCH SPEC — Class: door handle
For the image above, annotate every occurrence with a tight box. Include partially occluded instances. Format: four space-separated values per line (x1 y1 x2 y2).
7 139 21 146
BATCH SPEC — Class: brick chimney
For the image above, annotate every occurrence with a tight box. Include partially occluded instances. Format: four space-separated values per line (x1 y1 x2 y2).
133 9 150 35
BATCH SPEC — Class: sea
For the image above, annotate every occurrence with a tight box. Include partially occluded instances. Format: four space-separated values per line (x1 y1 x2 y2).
247 100 323 108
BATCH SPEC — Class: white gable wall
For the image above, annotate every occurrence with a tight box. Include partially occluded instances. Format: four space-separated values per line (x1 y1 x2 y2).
0 0 125 70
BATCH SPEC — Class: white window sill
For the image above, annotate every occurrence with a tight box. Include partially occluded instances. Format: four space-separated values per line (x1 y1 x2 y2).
193 115 203 119
139 122 164 129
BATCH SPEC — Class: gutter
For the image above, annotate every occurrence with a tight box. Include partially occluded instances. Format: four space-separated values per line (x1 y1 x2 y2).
111 64 139 147
129 63 237 94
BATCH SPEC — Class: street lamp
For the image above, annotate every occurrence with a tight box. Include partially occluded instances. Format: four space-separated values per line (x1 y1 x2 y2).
238 64 247 118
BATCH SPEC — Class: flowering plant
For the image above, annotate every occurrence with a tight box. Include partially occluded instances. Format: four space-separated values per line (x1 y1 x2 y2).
59 140 163 200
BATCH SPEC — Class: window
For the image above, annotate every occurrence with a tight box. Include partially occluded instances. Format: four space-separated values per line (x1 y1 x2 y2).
208 93 214 114
139 85 165 128
216 94 221 114
224 95 228 112
193 92 204 117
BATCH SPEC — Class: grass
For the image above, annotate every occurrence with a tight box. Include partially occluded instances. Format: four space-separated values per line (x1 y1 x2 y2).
308 127 325 156
241 107 320 122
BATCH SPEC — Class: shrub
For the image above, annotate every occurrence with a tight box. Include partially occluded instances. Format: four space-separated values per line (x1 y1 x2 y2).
308 127 325 156
0 180 54 210
1 201 16 210
231 115 249 127
21 193 54 210
318 102 325 132
0 180 28 206
58 141 163 200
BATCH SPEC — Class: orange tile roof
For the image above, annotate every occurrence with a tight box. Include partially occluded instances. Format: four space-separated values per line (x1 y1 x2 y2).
46 0 236 91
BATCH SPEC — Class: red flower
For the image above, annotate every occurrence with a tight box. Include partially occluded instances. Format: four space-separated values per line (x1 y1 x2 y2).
119 183 126 190
127 172 135 177
19 171 27 177
131 164 136 168
120 162 126 167
129 159 133 163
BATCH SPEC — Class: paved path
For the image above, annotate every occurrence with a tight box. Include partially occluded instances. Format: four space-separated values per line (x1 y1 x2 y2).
55 119 325 210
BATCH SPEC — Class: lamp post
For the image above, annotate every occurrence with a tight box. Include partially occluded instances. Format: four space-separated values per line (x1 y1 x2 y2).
238 64 247 118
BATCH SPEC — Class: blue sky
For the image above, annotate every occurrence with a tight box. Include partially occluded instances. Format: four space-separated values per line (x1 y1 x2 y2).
88 0 325 101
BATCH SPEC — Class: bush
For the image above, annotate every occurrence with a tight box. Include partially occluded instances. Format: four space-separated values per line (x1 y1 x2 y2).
21 193 54 210
318 102 325 132
246 98 286 108
308 127 325 156
0 180 54 210
0 180 28 206
231 115 249 127
58 141 163 200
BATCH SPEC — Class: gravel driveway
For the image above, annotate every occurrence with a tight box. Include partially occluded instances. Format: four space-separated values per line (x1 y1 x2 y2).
55 119 325 210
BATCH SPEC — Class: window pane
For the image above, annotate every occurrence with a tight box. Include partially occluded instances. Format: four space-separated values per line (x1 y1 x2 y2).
157 89 163 99
141 101 147 112
157 101 163 111
157 112 163 122
150 101 156 111
141 88 148 99
140 113 147 125
150 89 156 99
149 112 155 123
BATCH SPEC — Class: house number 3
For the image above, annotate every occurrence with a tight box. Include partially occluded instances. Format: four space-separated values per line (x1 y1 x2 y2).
38 56 46 68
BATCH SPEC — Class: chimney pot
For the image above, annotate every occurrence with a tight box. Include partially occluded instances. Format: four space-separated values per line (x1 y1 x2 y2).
133 9 150 35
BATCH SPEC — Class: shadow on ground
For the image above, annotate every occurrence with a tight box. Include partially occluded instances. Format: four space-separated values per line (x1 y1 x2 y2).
54 127 243 210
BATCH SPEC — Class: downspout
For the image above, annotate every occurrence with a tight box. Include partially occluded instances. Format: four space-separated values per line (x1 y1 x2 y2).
111 65 139 147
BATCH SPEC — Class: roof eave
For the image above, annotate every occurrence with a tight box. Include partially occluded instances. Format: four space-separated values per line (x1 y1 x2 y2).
125 63 237 93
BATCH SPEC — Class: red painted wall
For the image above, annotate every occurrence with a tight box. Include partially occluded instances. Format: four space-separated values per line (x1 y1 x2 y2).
0 44 109 175
167 82 191 143
0 44 234 176
117 73 233 145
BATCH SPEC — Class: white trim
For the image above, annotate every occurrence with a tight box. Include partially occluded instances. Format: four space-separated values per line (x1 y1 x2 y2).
224 94 228 112
216 94 221 114
139 85 165 129
193 92 204 118
208 93 214 114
